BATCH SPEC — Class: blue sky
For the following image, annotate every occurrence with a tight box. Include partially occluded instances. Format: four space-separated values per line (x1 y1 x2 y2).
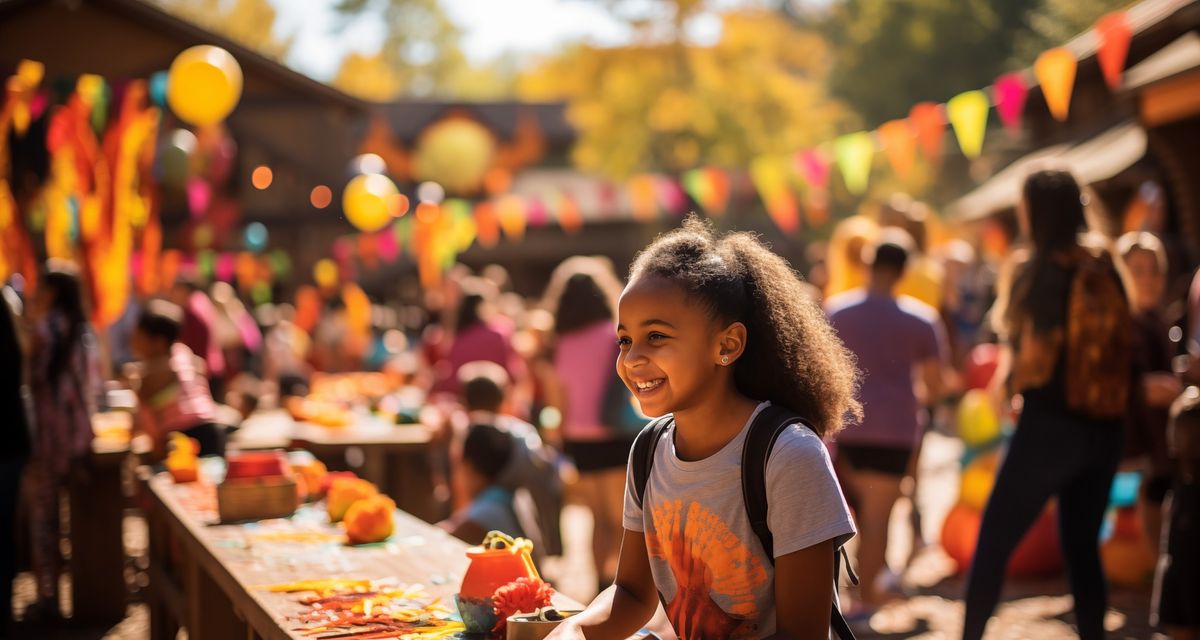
270 0 730 80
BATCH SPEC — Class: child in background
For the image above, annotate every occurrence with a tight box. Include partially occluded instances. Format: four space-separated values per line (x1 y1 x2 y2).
439 423 525 544
1118 231 1180 552
1153 387 1200 640
454 361 564 556
128 299 225 457
550 217 859 640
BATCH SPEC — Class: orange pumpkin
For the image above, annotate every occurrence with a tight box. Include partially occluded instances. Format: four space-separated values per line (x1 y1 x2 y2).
343 495 396 545
326 477 378 523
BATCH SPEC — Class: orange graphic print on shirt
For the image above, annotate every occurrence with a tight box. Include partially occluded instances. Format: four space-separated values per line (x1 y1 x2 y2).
647 499 769 639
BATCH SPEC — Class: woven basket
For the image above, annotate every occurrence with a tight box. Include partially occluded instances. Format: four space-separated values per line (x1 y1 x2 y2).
217 476 299 522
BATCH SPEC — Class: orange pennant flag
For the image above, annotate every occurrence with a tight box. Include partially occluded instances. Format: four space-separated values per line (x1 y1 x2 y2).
909 102 945 163
877 120 917 181
1096 12 1132 90
1035 48 1077 121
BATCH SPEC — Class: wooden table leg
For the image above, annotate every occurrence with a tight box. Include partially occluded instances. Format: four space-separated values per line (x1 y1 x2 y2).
69 455 128 622
185 554 248 640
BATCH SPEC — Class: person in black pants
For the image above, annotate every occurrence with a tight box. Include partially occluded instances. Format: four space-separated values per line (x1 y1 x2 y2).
963 170 1131 640
0 284 32 635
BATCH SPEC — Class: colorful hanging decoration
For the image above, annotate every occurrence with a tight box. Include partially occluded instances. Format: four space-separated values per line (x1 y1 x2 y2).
946 90 990 158
496 195 527 241
556 194 583 234
473 201 501 248
794 149 832 226
655 176 688 215
993 73 1029 136
166 45 243 127
1035 48 1077 122
343 173 398 233
749 156 800 233
628 174 659 221
834 132 875 196
877 120 917 181
1096 12 1133 91
909 102 945 163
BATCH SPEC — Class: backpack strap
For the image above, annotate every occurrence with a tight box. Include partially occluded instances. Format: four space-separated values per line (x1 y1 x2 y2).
741 404 857 640
631 415 674 509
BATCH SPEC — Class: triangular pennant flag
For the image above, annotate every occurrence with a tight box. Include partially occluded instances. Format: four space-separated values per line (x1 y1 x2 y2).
993 73 1029 135
1035 48 1077 122
834 132 875 195
656 177 688 215
628 175 659 221
877 120 917 181
706 168 730 215
1096 12 1132 91
909 102 945 163
750 156 800 233
377 228 399 263
474 202 500 248
682 169 712 212
497 195 527 240
946 90 990 158
526 197 549 227
557 193 583 234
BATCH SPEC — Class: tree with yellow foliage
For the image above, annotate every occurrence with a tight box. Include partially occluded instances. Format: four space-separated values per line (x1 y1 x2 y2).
519 10 849 178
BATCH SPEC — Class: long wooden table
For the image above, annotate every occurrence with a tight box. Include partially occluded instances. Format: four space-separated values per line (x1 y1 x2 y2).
141 470 579 640
232 411 444 522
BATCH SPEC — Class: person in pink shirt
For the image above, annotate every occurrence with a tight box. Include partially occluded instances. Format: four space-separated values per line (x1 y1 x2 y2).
129 299 224 458
430 277 524 399
543 257 632 592
170 276 226 398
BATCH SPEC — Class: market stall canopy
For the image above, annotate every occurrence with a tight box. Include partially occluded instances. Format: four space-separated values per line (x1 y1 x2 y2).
1124 32 1200 90
947 121 1146 221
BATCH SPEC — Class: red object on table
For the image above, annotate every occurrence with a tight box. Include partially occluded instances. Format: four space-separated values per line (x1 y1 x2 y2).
225 451 290 481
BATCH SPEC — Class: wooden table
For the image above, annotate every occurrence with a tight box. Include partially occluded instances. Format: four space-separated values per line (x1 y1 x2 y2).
232 411 444 522
140 470 579 640
68 435 134 623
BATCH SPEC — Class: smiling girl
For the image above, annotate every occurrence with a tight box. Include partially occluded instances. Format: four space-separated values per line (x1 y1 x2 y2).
549 218 861 640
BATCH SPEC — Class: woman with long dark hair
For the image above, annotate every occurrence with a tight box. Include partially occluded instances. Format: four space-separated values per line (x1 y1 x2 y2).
543 257 632 593
963 170 1131 639
26 261 99 619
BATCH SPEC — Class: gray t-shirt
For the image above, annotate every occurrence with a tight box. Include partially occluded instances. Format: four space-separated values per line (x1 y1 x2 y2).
623 402 855 639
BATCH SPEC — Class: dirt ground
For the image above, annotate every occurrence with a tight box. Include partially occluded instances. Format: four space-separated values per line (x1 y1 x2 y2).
7 433 1163 639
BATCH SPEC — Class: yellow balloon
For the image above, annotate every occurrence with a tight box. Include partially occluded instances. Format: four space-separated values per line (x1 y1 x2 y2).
957 389 1001 448
959 453 999 511
412 117 496 194
313 259 339 289
167 45 243 127
343 174 398 233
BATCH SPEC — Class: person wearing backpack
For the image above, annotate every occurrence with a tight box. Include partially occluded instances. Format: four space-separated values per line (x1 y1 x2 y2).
542 256 637 593
548 217 860 640
963 169 1133 640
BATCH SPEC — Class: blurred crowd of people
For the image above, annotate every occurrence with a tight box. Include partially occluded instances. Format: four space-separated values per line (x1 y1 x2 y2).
1 169 1199 638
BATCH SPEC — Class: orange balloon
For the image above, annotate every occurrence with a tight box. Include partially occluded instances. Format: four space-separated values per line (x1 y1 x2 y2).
294 285 322 333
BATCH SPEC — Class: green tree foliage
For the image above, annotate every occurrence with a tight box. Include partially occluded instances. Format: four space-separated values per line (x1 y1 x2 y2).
824 0 1040 126
519 10 848 178
1012 0 1133 64
153 0 293 60
332 0 467 97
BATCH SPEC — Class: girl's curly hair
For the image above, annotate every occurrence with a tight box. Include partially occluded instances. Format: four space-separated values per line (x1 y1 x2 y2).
629 216 861 437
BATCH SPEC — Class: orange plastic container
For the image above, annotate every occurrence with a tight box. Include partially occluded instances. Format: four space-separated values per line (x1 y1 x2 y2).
458 542 541 600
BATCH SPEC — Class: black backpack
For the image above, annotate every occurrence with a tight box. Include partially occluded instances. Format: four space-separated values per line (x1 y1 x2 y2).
630 404 858 640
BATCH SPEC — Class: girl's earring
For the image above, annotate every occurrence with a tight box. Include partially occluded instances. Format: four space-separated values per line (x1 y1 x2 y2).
721 355 730 365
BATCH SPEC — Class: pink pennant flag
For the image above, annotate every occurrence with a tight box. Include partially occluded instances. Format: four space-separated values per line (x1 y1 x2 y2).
656 177 688 215
376 229 399 263
215 253 235 282
795 149 831 191
993 73 1029 135
186 178 212 219
527 197 550 227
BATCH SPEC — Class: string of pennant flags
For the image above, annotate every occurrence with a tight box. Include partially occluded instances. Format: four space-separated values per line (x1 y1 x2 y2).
327 9 1133 286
